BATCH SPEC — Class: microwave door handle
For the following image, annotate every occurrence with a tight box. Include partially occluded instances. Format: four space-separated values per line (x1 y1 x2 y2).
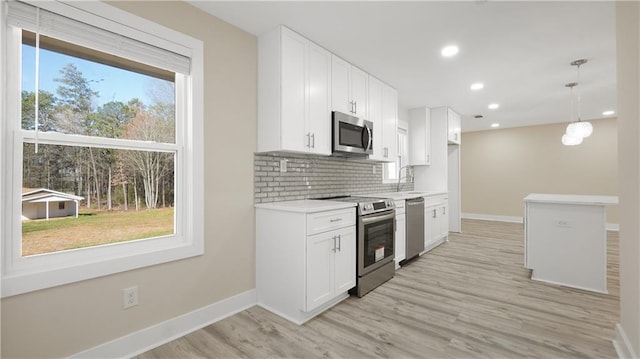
363 126 372 151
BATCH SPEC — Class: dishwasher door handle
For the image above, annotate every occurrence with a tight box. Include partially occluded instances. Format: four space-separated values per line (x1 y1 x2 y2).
406 198 425 207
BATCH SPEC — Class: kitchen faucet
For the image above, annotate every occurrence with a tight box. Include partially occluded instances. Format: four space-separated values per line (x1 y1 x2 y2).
396 165 413 192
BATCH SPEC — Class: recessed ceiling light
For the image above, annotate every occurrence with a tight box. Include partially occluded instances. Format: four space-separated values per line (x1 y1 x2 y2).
441 45 459 57
491 123 500 128
470 82 484 91
488 103 500 110
602 110 615 116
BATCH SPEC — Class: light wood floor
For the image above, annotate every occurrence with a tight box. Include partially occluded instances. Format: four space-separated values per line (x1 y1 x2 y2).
137 219 620 358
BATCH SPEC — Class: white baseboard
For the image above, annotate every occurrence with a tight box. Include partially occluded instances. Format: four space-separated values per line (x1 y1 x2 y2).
462 212 523 223
614 323 638 359
461 212 620 231
70 289 257 358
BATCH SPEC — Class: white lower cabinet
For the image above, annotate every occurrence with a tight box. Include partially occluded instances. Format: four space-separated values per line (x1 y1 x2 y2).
394 200 406 267
424 194 449 252
256 203 356 324
306 226 356 311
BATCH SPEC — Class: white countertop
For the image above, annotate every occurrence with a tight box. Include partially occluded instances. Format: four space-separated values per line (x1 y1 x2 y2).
255 199 356 213
524 193 619 206
362 190 448 201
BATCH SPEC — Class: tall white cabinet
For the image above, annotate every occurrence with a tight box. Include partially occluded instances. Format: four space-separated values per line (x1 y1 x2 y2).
258 26 332 155
413 106 461 234
256 200 356 324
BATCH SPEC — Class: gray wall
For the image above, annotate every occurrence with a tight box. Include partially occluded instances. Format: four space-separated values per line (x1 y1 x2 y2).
255 153 413 203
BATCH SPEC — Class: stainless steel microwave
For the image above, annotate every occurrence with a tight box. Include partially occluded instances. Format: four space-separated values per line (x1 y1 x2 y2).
332 111 373 156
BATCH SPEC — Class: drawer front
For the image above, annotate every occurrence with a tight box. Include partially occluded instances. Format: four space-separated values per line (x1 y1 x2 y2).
307 208 356 235
424 195 448 207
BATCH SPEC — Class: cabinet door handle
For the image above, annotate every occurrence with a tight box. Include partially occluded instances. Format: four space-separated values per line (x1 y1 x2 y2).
337 234 341 252
306 133 311 148
433 209 437 218
354 101 357 114
332 236 337 252
427 154 430 163
443 207 446 215
330 218 342 223
311 133 315 148
349 101 354 114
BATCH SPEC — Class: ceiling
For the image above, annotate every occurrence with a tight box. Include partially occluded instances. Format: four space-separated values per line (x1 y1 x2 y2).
188 1 617 133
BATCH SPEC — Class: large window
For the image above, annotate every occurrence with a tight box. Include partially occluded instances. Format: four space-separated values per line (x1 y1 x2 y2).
1 1 204 297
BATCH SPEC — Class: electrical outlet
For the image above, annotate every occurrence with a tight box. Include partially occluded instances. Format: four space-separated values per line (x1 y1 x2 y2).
372 165 377 174
280 159 287 173
123 286 138 309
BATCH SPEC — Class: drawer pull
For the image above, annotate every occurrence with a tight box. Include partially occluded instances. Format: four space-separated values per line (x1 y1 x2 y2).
330 218 342 223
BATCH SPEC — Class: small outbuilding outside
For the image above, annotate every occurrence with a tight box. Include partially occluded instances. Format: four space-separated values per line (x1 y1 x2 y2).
22 188 84 221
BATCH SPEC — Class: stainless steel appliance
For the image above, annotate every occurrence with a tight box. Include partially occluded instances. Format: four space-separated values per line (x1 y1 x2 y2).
323 196 395 297
332 111 373 156
404 197 425 262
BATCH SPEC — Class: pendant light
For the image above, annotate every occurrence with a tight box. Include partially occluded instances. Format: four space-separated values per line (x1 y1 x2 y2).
562 82 582 146
562 59 593 146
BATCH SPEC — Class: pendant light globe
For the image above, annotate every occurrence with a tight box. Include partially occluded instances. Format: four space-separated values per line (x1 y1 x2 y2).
562 133 583 146
566 121 593 139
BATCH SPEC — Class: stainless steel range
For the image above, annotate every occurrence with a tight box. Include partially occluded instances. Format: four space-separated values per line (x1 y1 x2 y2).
322 196 396 297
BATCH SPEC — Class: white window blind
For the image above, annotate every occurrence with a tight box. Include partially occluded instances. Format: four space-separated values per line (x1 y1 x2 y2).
6 0 191 75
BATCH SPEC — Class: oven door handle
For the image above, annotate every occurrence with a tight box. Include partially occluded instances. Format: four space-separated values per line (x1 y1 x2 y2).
360 211 396 226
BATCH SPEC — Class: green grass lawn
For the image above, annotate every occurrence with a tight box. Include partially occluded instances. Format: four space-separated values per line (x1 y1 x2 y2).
22 207 174 256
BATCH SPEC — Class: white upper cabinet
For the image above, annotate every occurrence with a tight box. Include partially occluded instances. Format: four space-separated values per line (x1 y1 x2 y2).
331 55 351 115
368 76 384 160
350 66 369 119
258 25 397 159
369 76 398 161
331 55 368 119
381 84 398 160
408 107 432 166
258 26 331 155
447 108 461 144
306 43 332 154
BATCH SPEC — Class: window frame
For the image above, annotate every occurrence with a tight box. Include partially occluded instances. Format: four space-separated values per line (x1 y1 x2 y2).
382 127 409 184
1 0 204 297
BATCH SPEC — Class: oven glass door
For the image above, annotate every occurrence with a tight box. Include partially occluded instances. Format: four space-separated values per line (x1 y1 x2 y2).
359 210 395 274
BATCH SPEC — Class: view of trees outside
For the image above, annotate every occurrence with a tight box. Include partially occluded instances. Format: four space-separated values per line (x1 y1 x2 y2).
21 43 176 256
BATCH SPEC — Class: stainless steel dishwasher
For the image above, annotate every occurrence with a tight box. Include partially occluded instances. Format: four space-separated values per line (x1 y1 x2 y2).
405 197 425 262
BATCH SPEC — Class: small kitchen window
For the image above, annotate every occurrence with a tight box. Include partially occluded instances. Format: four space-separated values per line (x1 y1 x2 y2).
383 128 408 184
1 0 204 297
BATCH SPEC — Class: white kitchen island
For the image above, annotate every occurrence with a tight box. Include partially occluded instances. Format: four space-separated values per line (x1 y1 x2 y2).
524 193 618 293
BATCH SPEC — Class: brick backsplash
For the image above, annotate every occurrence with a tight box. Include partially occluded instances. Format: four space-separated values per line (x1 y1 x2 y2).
254 153 414 203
